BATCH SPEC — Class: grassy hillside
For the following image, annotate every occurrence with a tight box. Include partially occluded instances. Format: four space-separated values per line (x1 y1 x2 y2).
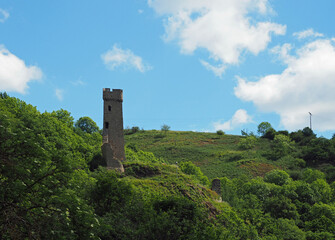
3 94 335 239
124 130 285 180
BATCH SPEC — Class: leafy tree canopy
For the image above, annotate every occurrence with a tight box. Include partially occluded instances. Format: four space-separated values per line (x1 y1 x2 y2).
75 116 100 134
257 122 272 136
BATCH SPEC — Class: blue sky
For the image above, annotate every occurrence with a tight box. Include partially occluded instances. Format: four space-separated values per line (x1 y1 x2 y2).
1 0 335 137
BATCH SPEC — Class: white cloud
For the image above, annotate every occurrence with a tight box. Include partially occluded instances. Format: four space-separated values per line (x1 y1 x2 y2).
235 39 335 131
148 0 286 76
55 88 64 101
213 109 253 131
0 9 9 23
293 28 324 40
270 43 293 63
0 45 42 94
101 45 152 73
200 60 226 77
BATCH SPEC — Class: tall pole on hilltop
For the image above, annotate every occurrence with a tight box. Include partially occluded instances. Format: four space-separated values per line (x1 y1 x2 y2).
309 112 312 130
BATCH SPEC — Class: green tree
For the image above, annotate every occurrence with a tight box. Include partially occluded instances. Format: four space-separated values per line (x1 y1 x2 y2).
264 170 290 186
75 116 99 134
305 203 335 233
257 122 272 136
302 168 326 183
311 179 332 203
161 124 171 134
217 130 225 135
271 134 295 160
264 196 299 219
51 108 74 128
0 96 97 239
263 127 277 140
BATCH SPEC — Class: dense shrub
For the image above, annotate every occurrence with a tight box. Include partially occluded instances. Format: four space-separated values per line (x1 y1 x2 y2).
264 169 290 186
179 161 210 186
217 130 225 135
238 136 257 150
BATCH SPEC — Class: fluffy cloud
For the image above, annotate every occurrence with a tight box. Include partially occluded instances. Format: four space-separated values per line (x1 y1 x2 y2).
148 0 286 76
101 45 152 73
214 109 253 131
293 29 324 40
0 9 9 23
235 39 335 131
0 45 42 94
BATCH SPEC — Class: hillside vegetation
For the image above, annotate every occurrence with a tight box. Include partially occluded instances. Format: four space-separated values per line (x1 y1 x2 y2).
2 93 335 239
125 130 273 179
124 129 335 182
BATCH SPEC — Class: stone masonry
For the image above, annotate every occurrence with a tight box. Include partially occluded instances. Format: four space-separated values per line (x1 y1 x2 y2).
211 178 221 196
102 88 125 172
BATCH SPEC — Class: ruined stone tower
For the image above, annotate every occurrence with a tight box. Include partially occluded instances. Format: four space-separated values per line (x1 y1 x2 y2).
102 88 125 172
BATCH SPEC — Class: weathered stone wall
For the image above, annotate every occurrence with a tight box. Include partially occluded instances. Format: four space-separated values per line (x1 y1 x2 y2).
102 88 125 172
211 178 221 196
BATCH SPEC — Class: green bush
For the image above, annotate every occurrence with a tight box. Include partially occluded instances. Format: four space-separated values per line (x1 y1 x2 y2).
217 130 225 135
264 170 290 186
270 134 295 160
180 161 210 186
161 124 171 133
125 147 166 164
238 136 257 150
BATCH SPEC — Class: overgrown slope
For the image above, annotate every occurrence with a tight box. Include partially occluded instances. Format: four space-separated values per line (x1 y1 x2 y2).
124 130 293 179
2 94 335 239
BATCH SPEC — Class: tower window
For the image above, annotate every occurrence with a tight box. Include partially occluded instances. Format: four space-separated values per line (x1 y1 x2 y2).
108 105 112 111
105 122 109 129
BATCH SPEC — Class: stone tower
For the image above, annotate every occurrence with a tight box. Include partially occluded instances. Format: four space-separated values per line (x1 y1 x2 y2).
102 88 125 172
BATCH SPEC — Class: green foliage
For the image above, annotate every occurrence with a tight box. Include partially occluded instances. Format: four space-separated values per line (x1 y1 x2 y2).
311 179 332 203
270 134 295 160
132 126 140 133
220 177 240 205
302 168 326 183
0 91 9 99
90 168 132 215
161 124 171 133
264 170 290 186
51 109 75 128
4 95 335 239
305 203 335 233
241 129 255 137
0 95 98 239
216 130 225 135
263 127 277 140
277 156 306 170
265 218 306 240
238 135 257 150
302 138 335 165
75 116 100 134
124 126 141 135
125 146 166 164
290 127 316 145
302 127 316 138
151 197 202 239
258 122 272 136
125 130 273 180
179 161 210 186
